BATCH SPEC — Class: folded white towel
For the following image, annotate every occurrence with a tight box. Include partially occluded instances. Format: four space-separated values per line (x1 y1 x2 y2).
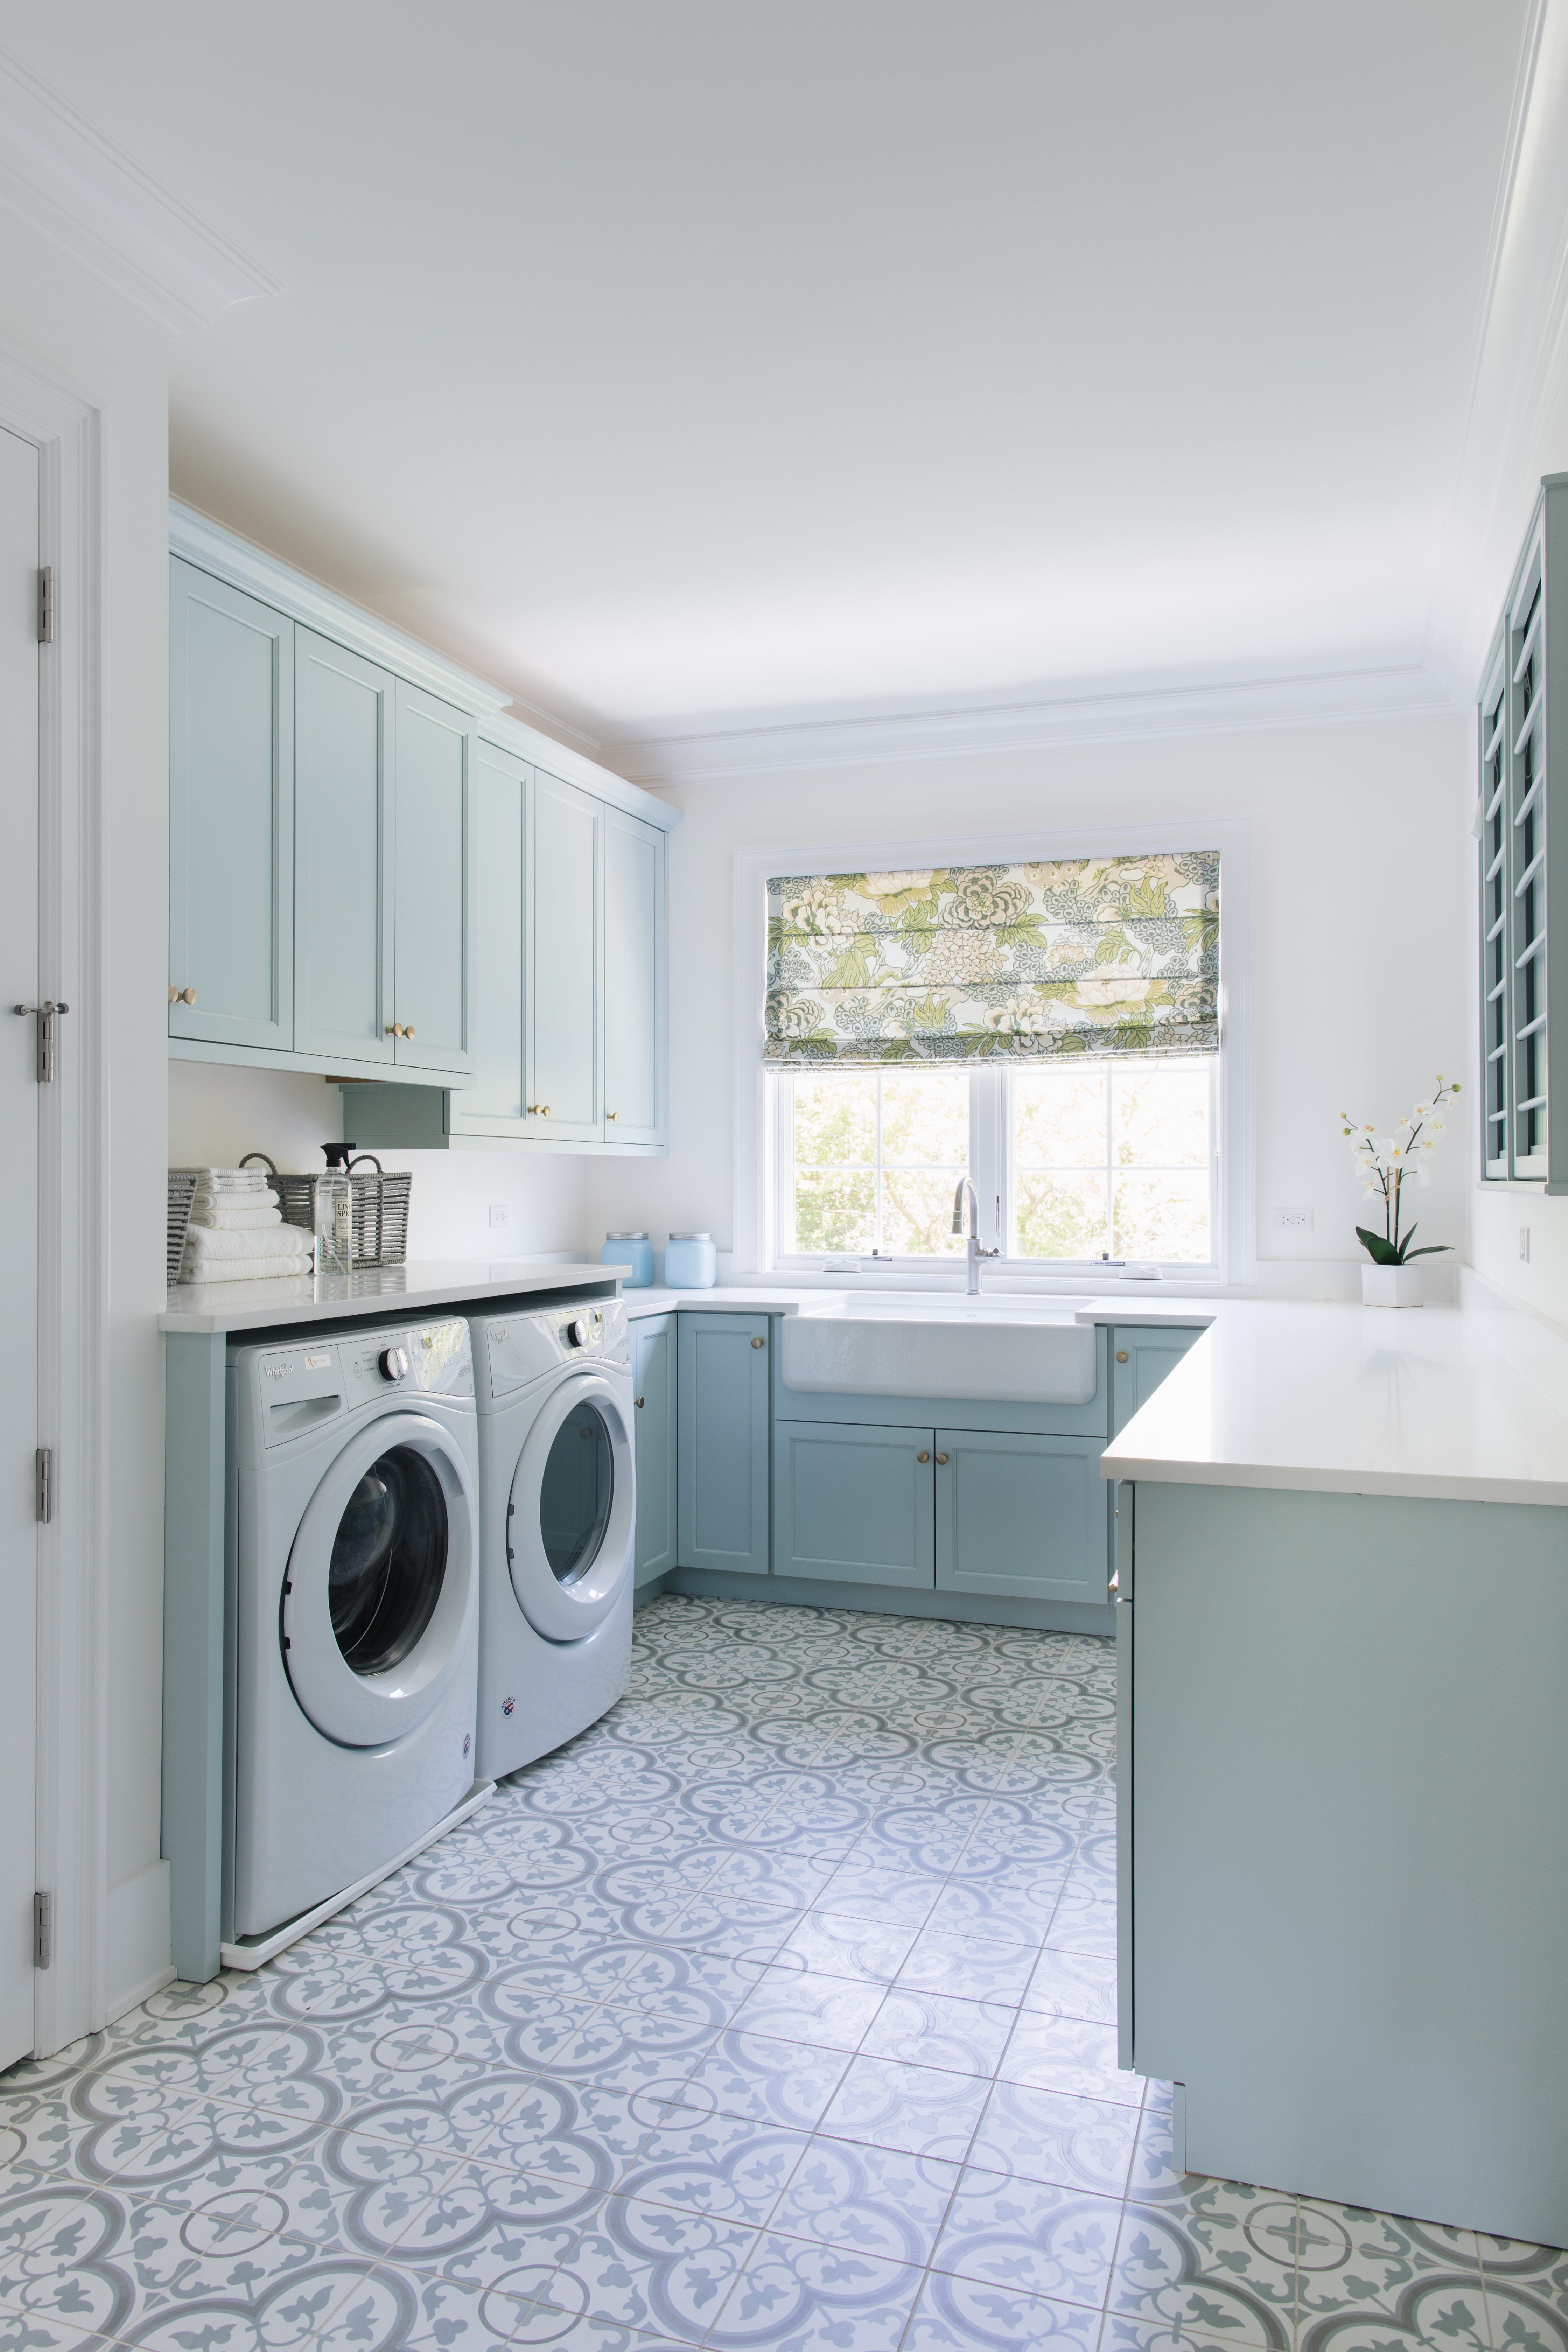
189 1203 282 1230
192 1167 273 1188
175 1255 315 1288
184 1224 313 1265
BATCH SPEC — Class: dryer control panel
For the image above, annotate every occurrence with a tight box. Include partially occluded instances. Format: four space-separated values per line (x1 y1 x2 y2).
248 1319 473 1447
483 1301 630 1398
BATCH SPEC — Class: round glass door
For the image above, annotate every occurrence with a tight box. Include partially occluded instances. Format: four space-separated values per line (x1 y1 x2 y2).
537 1400 615 1585
328 1444 448 1674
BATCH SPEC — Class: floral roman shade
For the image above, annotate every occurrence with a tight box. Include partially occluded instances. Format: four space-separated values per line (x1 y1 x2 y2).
765 854 1219 1066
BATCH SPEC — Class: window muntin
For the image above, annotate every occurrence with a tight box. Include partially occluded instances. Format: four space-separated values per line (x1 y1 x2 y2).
780 1070 969 1257
1011 1060 1214 1265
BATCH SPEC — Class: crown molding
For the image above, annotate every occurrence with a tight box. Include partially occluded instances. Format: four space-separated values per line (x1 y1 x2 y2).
608 663 1459 786
0 46 279 334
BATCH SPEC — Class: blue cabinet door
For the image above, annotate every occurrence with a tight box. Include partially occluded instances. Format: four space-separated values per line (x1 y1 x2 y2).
392 681 475 1078
447 738 530 1138
603 808 667 1146
634 1315 678 1584
168 559 293 1051
529 769 601 1142
935 1429 1109 1604
1111 1325 1203 1436
294 629 394 1068
677 1314 770 1574
775 1420 934 1588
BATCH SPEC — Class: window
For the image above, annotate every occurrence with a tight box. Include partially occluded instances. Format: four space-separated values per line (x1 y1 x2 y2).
772 1058 1217 1270
765 851 1221 1274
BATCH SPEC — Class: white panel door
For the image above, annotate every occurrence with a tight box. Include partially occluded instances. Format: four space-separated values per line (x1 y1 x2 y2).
0 425 39 2068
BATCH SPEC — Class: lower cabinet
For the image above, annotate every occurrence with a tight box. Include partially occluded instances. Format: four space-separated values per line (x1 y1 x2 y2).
632 1315 677 1585
677 1314 771 1574
1111 1324 1203 1435
935 1429 1107 1604
775 1422 934 1588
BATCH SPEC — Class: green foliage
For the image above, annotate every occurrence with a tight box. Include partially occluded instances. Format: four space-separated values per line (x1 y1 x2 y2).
1356 1223 1452 1266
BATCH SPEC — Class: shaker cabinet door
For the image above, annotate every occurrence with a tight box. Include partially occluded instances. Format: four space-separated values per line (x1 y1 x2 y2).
392 681 475 1078
168 559 293 1051
603 809 667 1146
935 1430 1109 1605
677 1314 770 1575
293 629 394 1067
1110 1326 1203 1436
448 738 531 1136
633 1316 678 1584
774 1421 934 1588
529 770 602 1141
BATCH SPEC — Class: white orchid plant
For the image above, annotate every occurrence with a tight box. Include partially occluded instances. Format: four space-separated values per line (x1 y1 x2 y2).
1339 1076 1460 1266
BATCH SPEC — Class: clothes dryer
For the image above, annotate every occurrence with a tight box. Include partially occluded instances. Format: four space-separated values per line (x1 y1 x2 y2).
228 1318 481 1947
469 1301 635 1778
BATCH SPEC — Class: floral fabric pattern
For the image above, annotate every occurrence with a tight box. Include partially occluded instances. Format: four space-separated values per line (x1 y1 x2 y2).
765 854 1220 1065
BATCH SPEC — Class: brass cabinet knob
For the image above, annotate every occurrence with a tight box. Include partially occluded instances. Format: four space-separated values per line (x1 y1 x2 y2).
751 1335 765 1348
404 1025 415 1039
607 1111 620 1122
936 1452 948 1465
917 1450 930 1463
635 1395 645 1408
182 986 196 1004
1115 1350 1129 1363
168 984 178 1002
528 1104 551 1117
385 1024 398 1035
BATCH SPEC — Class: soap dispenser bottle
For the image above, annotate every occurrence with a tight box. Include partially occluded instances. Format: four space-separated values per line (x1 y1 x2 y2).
315 1142 356 1276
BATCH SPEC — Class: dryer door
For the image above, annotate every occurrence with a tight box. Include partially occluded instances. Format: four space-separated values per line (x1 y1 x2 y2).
282 1411 477 1748
507 1372 634 1642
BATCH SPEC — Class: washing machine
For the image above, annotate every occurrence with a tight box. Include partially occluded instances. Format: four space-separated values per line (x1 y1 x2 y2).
228 1317 481 1947
469 1300 635 1780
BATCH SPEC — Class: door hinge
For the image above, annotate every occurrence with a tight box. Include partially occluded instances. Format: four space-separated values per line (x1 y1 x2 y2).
33 1892 51 1970
37 567 52 645
13 1000 68 1083
35 1447 52 1525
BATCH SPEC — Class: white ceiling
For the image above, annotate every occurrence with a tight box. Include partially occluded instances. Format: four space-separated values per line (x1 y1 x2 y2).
0 2 1545 761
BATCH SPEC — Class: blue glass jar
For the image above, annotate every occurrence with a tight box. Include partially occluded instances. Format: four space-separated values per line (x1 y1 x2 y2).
602 1231 653 1287
664 1232 717 1288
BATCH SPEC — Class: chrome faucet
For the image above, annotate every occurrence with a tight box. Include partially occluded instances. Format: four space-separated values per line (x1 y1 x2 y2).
952 1178 1000 1296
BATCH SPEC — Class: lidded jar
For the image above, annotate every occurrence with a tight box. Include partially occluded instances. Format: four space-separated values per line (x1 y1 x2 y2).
664 1232 717 1288
602 1231 653 1288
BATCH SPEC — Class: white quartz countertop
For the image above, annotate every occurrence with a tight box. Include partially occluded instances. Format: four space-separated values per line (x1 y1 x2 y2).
618 1284 1220 1326
1102 1298 1568 1507
159 1258 619 1335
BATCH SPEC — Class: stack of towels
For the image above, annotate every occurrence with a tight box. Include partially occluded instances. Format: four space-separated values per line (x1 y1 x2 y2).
182 1168 314 1284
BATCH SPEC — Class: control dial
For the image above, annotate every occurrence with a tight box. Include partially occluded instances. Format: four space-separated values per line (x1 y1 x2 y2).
378 1345 409 1382
565 1317 589 1348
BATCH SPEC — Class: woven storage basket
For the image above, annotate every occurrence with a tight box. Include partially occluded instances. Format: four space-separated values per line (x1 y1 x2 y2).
166 1171 200 1285
241 1152 411 1268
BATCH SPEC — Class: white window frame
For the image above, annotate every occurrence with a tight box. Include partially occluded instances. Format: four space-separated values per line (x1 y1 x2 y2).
735 818 1252 1292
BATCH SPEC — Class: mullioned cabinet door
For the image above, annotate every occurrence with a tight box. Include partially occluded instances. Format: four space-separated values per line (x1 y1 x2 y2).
934 1430 1109 1604
677 1314 770 1574
633 1316 678 1583
293 629 395 1068
774 1421 935 1588
168 559 294 1051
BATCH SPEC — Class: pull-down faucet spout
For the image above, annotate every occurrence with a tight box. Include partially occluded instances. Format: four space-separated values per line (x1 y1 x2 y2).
952 1178 1000 1297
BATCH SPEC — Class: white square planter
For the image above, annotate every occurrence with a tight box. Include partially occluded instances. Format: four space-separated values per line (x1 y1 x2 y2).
1362 1262 1423 1308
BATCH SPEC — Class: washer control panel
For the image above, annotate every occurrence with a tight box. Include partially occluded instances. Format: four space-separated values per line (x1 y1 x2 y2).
484 1300 630 1397
251 1319 472 1444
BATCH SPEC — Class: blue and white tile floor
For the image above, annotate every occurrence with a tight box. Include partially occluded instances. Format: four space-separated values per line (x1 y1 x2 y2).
1 1594 1563 2352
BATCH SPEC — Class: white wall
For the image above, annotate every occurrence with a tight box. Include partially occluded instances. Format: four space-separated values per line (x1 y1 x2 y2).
0 214 172 2017
168 1060 595 1262
590 715 1470 1293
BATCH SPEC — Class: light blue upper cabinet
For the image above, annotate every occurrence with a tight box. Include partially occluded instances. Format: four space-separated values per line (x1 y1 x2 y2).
168 559 294 1051
530 770 602 1142
293 629 394 1068
603 809 667 1147
392 682 475 1078
677 1314 770 1574
446 739 531 1137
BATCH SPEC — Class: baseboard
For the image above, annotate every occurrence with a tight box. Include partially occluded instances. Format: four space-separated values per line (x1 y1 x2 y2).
104 1859 172 2025
660 1568 1114 1638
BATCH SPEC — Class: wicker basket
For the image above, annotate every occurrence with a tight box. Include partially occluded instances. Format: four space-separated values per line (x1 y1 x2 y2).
166 1171 200 1285
241 1152 411 1268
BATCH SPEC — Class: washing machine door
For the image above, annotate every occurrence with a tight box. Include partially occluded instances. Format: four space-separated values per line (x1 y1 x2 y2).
506 1371 634 1642
281 1411 477 1748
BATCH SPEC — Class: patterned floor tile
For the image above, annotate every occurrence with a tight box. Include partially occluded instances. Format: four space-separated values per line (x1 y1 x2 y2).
767 2136 958 2267
931 2165 1122 2309
674 2034 851 2137
816 2057 988 2168
726 1971 886 2056
904 2265 1104 2350
969 2081 1139 2199
858 1989 1015 2079
705 2228 923 2350
895 1929 1037 2007
1022 1947 1118 2027
537 2193 753 2340
1107 2186 1298 2351
997 2012 1139 2106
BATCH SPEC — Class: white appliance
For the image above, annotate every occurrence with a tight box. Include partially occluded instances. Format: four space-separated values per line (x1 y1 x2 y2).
227 1317 482 1957
469 1300 635 1779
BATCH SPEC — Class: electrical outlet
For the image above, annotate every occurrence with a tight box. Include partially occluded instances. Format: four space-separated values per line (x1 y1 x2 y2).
1520 1226 1531 1263
1273 1207 1314 1232
489 1203 510 1230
